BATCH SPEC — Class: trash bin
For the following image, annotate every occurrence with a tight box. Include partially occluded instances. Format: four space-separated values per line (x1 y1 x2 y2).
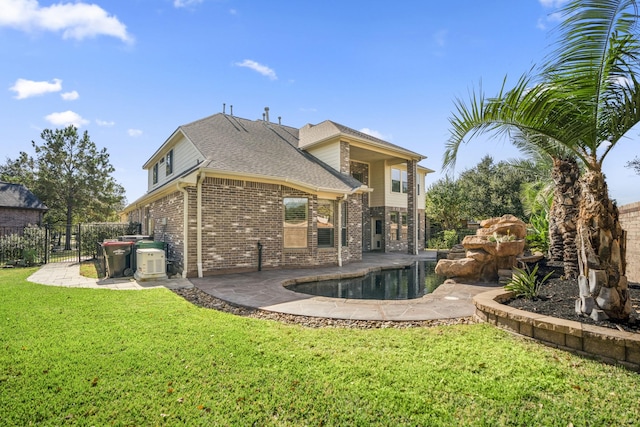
102 241 134 278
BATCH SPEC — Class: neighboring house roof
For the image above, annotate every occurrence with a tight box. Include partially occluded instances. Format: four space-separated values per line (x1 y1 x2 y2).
0 182 48 211
177 114 363 193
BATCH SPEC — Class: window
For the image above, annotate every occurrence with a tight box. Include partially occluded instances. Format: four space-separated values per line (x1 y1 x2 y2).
391 168 408 193
152 163 158 184
391 169 401 193
317 200 335 247
352 172 364 183
401 170 408 193
341 202 348 247
166 150 173 175
401 213 408 240
284 198 308 248
390 212 399 240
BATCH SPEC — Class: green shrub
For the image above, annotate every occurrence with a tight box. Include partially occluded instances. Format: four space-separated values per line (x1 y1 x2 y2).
504 264 553 299
526 212 549 253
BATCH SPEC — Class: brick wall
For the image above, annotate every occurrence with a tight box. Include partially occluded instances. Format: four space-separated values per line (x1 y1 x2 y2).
0 208 44 227
350 161 370 251
620 201 640 283
134 178 364 277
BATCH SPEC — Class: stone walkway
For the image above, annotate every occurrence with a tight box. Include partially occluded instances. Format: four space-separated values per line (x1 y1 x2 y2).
26 252 501 321
27 261 193 290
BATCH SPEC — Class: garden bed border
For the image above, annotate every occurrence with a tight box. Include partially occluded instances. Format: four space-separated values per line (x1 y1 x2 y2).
474 288 640 371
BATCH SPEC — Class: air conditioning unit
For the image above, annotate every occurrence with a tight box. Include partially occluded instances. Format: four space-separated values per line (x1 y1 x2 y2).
134 248 167 280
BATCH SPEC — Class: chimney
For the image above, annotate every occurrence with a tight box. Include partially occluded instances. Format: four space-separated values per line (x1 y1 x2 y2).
223 103 226 114
264 107 270 122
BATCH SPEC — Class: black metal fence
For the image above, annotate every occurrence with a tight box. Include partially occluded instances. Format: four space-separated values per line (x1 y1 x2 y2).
0 222 140 266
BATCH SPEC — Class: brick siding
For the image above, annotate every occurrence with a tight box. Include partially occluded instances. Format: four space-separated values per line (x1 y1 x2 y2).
0 208 44 228
620 201 640 283
130 178 363 277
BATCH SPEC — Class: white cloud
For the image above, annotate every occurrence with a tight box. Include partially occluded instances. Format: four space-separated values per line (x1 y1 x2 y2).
61 90 79 101
44 110 89 127
433 29 447 48
360 128 391 141
174 0 203 8
10 78 62 99
539 0 569 7
235 59 277 80
128 129 143 137
0 0 132 43
96 119 115 127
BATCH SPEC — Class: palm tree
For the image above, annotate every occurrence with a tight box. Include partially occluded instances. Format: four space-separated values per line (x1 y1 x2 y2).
444 0 640 321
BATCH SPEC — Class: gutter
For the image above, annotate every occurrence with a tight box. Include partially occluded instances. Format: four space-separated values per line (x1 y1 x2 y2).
196 171 204 278
176 181 189 278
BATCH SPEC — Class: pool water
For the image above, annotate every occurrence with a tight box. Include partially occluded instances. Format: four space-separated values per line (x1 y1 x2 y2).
285 261 445 300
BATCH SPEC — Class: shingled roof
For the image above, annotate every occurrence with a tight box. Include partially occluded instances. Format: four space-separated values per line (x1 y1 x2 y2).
0 182 48 211
179 114 363 193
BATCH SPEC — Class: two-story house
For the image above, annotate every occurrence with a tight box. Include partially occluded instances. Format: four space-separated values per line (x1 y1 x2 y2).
121 109 433 278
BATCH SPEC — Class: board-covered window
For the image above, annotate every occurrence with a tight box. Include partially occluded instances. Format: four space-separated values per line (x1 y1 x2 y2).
284 198 308 248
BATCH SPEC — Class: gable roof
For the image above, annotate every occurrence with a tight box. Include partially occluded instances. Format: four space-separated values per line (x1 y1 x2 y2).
299 120 426 161
0 182 48 211
177 114 362 193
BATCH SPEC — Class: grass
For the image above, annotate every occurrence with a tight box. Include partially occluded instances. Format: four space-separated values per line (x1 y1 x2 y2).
79 260 100 279
2 268 640 426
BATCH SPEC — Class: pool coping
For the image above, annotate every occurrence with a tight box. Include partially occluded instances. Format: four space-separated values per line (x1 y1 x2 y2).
473 288 640 371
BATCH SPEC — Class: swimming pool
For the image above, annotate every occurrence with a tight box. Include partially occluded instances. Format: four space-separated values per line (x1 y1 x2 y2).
284 260 445 300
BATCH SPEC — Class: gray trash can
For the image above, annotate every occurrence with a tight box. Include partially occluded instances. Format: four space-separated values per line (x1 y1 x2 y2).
102 241 133 278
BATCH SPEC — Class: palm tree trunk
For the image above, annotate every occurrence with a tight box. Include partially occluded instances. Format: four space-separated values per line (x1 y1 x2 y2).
550 157 580 279
575 170 629 321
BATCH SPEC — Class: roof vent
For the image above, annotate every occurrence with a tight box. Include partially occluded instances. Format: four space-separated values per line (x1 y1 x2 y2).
264 107 270 122
278 116 281 125
230 105 233 116
222 103 226 114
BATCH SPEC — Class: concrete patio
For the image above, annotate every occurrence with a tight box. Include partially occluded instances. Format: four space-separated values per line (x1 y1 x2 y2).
27 251 501 322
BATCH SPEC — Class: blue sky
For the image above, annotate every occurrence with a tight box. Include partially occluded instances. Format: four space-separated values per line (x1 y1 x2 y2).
1 0 638 206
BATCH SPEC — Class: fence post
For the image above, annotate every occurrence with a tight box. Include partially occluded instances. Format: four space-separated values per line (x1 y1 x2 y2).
44 224 49 264
77 223 81 263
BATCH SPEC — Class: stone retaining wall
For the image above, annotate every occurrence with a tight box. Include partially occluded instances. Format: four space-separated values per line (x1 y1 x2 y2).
474 288 640 371
620 201 640 283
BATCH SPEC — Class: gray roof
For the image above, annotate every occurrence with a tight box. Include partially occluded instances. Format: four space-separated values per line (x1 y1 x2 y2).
0 182 48 210
179 114 362 193
329 121 426 160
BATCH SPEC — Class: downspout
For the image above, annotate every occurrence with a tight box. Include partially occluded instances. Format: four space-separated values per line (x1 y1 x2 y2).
177 182 189 278
196 171 204 278
337 194 348 267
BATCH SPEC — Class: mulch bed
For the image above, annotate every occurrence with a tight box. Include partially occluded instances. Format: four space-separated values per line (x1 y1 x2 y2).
505 277 640 333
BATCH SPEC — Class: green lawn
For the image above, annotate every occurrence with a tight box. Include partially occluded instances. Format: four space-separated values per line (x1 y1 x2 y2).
2 268 639 426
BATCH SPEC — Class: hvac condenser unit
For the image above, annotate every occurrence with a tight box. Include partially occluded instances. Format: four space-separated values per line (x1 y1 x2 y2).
134 248 167 280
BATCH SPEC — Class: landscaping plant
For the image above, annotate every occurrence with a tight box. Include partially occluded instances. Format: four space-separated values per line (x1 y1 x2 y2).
505 264 554 299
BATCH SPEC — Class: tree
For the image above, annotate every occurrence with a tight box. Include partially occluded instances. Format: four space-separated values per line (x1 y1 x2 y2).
444 0 640 321
2 126 126 249
455 156 538 220
626 156 640 173
424 176 466 230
